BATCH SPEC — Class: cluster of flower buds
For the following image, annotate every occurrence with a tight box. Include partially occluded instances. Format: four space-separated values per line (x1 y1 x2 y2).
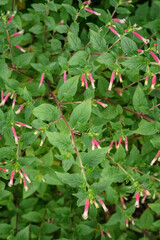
126 218 135 228
82 199 109 220
108 137 128 152
8 168 31 191
81 72 95 89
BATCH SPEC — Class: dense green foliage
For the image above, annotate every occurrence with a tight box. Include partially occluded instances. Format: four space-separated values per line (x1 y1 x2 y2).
0 0 160 239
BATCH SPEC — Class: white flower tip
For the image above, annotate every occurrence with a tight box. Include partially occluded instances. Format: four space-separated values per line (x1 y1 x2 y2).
8 181 13 187
135 202 139 208
82 212 88 220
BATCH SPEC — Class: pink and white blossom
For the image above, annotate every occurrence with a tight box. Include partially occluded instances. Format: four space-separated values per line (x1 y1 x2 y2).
108 140 113 153
112 18 126 24
12 29 24 37
96 101 108 108
0 92 11 106
98 200 109 213
118 74 123 83
12 93 17 109
15 45 26 52
15 105 24 114
82 199 89 220
39 73 45 88
92 138 101 150
0 168 8 173
124 136 128 152
151 74 156 90
84 8 101 16
135 191 140 208
108 26 120 37
8 170 15 187
64 71 67 82
106 232 112 238
14 121 32 129
132 31 149 44
8 12 16 24
108 71 115 91
150 51 160 63
149 150 160 166
88 72 95 89
12 126 18 144
120 197 126 209
145 76 149 86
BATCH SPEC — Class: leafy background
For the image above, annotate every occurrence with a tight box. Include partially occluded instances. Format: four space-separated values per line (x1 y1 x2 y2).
0 0 160 239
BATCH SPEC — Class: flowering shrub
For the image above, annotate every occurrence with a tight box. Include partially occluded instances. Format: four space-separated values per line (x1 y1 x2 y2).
0 0 160 239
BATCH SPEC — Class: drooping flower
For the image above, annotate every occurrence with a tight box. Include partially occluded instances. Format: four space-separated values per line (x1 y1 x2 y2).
120 197 126 209
14 121 32 129
117 137 122 148
151 74 156 90
93 200 99 208
118 74 123 83
112 18 126 24
39 72 45 88
149 150 160 166
12 126 18 144
64 71 67 82
132 31 149 44
0 92 11 106
141 193 147 204
83 1 91 4
108 71 115 91
98 200 109 213
150 51 160 63
23 178 28 191
0 168 8 173
108 140 113 153
138 49 144 53
124 136 128 152
108 26 120 37
126 219 129 228
12 93 17 109
84 8 101 16
106 232 112 238
8 170 15 187
12 29 24 37
82 73 88 89
88 72 95 89
145 76 149 86
15 45 26 52
15 105 24 114
96 101 108 108
8 12 16 24
92 138 101 150
82 199 90 220
135 191 140 208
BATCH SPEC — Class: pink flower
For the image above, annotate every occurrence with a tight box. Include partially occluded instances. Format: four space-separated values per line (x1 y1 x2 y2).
145 76 149 86
151 74 156 90
82 199 89 220
64 71 67 82
92 138 101 150
108 71 115 91
84 8 101 16
124 136 128 152
39 72 45 88
82 73 86 87
96 101 108 108
108 26 120 37
117 137 122 148
8 12 16 24
138 49 144 53
120 197 126 209
106 232 112 238
150 51 160 63
93 200 99 208
14 121 32 129
108 140 113 153
141 193 147 204
118 74 123 83
135 191 140 208
12 126 18 144
8 170 15 187
0 92 11 106
115 141 118 149
15 45 26 52
15 105 24 114
98 200 109 213
83 1 90 4
132 31 149 44
23 178 28 191
12 29 24 37
126 219 129 228
112 18 126 24
12 93 17 109
149 150 160 166
88 72 95 89
0 168 8 173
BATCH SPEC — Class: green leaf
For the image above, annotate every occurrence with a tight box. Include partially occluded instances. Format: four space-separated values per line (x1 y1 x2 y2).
121 36 138 55
139 208 154 229
0 0 8 5
41 222 59 234
76 224 93 235
41 149 53 166
15 226 29 240
44 16 56 31
69 51 88 66
150 135 160 149
13 53 34 68
0 224 13 238
96 52 115 66
148 202 160 214
114 145 126 162
58 76 79 101
121 56 150 70
68 32 82 51
32 3 46 12
133 85 148 112
90 30 106 52
33 104 59 122
46 132 73 152
0 59 9 81
134 120 159 135
22 211 41 223
70 100 91 129
56 172 84 188
0 147 15 160
62 4 77 20
44 173 62 185
82 148 108 168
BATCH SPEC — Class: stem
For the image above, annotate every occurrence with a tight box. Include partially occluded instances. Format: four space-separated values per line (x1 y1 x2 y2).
122 78 145 90
45 79 89 188
6 30 14 60
149 103 160 111
11 0 14 11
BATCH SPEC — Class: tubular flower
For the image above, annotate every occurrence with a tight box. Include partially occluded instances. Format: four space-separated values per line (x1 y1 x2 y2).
141 193 147 204
151 74 156 90
39 73 45 88
124 136 128 152
93 200 99 208
92 138 101 150
98 200 109 213
126 219 129 228
108 140 113 153
132 31 149 44
112 18 126 24
118 74 123 83
14 121 32 129
12 29 24 37
120 197 126 209
15 105 24 114
117 137 122 148
83 1 91 4
135 191 140 208
138 49 144 53
96 101 108 108
8 170 15 187
82 199 89 220
108 71 115 91
84 8 101 16
15 45 26 52
150 51 160 63
0 92 11 106
88 72 95 89
108 26 120 37
64 71 67 82
12 93 17 109
149 150 160 166
145 76 149 86
106 232 112 238
8 11 16 24
23 178 28 191
0 168 8 173
12 126 19 144
82 73 88 89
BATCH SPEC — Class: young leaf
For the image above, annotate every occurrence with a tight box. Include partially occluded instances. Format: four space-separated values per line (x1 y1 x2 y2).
121 36 138 55
58 76 79 101
90 30 106 52
33 104 59 122
133 85 148 112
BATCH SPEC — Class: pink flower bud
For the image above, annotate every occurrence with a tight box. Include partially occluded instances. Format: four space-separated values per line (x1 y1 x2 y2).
132 31 149 44
117 137 122 148
83 1 90 4
0 168 8 173
82 199 89 220
14 121 32 129
64 71 67 82
124 136 128 152
112 18 126 24
106 232 112 238
149 150 160 166
150 51 160 63
0 92 11 106
135 191 140 208
88 72 95 89
151 74 156 90
93 200 99 208
23 178 28 191
126 219 129 228
39 73 45 88
12 93 16 109
8 170 15 187
118 74 123 83
84 8 101 16
108 26 120 37
98 200 109 213
120 197 126 209
115 141 118 149
92 138 101 150
15 45 26 52
108 71 115 91
96 101 108 108
141 194 147 204
12 126 18 144
8 12 16 24
108 140 113 153
145 76 149 86
23 172 31 184
12 29 24 37
15 105 24 114
138 49 144 53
